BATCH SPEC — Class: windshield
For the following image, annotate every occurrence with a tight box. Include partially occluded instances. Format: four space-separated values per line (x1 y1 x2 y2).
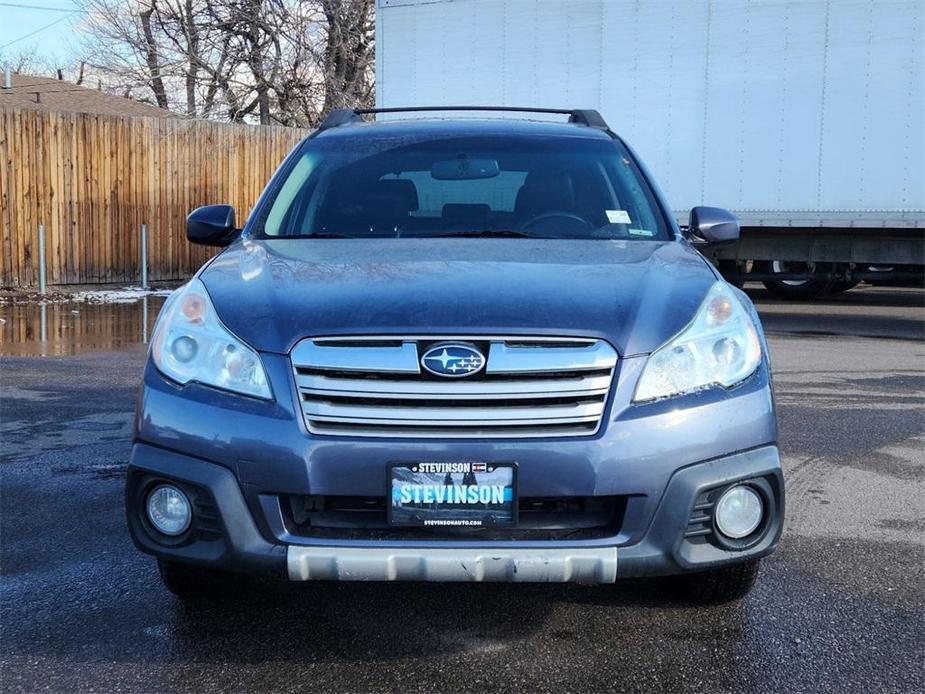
255 133 671 240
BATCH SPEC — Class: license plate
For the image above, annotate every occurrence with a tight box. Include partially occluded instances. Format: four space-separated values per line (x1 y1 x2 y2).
388 462 517 527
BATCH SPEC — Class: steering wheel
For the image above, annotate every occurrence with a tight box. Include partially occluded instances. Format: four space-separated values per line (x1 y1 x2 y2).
519 211 594 234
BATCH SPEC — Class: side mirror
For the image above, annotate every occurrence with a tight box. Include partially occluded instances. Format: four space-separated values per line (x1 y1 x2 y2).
688 206 740 244
187 205 239 246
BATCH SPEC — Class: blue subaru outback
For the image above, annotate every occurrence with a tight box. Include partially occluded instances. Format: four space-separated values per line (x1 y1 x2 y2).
127 107 783 604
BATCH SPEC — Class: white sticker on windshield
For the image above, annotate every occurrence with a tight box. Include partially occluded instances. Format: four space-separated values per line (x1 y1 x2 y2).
606 210 632 224
629 228 656 237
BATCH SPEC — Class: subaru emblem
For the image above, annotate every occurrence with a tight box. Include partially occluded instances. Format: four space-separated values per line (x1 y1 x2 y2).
421 343 486 378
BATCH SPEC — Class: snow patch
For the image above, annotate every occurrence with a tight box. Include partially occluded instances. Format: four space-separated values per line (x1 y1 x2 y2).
71 287 173 304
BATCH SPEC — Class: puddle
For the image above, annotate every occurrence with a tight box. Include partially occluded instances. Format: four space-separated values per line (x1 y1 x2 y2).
0 295 168 356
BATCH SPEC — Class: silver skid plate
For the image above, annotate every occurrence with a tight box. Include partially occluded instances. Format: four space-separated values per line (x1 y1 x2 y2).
287 546 618 583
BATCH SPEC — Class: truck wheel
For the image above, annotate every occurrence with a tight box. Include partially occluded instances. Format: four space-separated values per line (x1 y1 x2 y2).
157 559 237 600
829 279 860 294
762 261 836 300
676 559 761 605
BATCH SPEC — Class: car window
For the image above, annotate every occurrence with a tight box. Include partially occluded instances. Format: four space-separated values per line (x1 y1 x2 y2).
256 133 670 240
263 152 320 237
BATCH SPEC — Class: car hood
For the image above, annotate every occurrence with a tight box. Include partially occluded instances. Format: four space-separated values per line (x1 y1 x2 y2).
198 238 718 356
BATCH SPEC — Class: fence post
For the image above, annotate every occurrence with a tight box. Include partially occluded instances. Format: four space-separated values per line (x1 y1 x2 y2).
142 295 149 344
37 224 46 294
40 303 47 354
140 223 148 290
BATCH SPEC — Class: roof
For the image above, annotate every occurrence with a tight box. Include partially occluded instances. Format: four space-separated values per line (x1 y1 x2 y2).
315 116 615 141
0 73 177 118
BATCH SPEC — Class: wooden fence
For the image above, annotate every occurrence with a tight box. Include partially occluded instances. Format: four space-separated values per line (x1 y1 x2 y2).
0 108 308 287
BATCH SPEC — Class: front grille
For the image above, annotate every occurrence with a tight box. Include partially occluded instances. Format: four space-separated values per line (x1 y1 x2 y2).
290 336 618 438
283 494 627 541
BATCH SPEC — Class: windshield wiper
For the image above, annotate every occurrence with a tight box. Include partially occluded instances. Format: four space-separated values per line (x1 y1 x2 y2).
424 229 536 239
301 230 539 239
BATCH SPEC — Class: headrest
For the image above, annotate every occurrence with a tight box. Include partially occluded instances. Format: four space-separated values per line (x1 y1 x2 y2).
364 179 419 212
515 178 576 218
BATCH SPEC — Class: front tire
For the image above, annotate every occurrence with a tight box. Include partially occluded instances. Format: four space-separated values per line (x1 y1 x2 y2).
676 559 761 605
157 559 238 600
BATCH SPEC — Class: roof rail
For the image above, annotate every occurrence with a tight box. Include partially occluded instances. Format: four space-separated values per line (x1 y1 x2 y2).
316 106 611 131
317 108 364 130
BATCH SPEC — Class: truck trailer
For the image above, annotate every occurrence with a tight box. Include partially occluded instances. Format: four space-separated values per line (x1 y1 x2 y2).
375 0 924 298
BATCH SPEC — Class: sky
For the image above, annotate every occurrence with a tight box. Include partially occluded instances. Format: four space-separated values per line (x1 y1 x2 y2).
0 1 84 68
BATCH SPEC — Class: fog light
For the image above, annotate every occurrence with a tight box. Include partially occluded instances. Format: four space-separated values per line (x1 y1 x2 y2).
715 485 763 539
146 484 192 536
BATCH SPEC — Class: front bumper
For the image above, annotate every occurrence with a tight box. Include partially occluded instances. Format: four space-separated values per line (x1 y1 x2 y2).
126 443 783 583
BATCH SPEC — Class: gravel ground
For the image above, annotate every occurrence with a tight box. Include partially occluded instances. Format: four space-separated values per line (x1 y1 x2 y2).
1 286 922 693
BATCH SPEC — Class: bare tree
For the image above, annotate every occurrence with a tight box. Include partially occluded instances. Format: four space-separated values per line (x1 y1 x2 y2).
0 48 88 84
74 0 374 124
0 48 44 74
319 0 374 113
138 4 170 108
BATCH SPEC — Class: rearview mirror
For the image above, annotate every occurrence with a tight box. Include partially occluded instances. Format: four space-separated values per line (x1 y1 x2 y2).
431 157 500 180
187 205 239 246
688 206 740 244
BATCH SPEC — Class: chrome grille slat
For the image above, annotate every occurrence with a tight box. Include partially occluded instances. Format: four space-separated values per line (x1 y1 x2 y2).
290 341 421 373
303 400 605 423
308 423 600 438
295 373 613 399
308 415 603 427
486 341 617 373
291 337 617 438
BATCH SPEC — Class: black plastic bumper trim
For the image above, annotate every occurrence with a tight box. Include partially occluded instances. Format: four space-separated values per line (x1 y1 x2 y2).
126 443 287 576
126 442 781 580
616 445 784 577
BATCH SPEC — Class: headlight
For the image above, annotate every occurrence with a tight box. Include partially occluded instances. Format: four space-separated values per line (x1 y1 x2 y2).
151 278 272 399
633 281 762 402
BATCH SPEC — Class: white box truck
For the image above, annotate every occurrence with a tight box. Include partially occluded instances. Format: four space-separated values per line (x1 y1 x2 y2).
375 0 924 298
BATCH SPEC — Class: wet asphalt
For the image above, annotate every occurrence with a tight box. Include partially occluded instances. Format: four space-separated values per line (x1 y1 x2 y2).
1 286 923 693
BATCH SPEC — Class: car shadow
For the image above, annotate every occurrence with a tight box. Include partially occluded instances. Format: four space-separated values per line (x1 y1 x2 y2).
153 576 698 664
